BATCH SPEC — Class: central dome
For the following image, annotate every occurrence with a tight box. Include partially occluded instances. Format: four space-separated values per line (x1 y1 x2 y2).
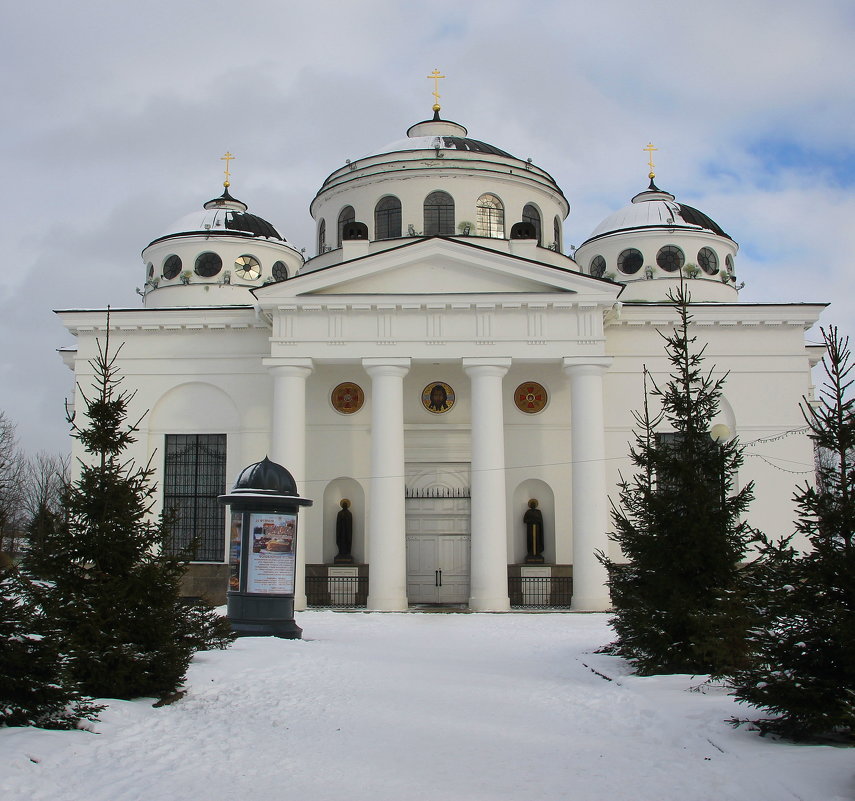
306 110 570 264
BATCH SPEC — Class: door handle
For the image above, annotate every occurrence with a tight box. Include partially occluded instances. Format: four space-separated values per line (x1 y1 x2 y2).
435 570 439 587
438 569 442 587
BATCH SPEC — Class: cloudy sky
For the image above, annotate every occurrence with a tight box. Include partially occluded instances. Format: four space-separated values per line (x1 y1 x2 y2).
3 0 854 457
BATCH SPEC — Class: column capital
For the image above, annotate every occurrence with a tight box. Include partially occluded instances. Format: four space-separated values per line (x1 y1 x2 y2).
263 358 314 377
562 356 613 376
362 358 411 378
462 357 512 378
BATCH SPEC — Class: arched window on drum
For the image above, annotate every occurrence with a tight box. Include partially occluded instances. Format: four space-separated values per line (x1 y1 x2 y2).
522 204 542 245
374 196 402 240
476 193 505 238
337 206 355 247
424 191 455 236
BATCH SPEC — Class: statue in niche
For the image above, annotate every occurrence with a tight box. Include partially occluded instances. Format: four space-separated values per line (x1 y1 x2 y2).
524 498 545 563
334 499 354 564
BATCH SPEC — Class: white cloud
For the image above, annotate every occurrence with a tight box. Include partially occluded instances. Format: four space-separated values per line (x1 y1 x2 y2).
2 0 853 453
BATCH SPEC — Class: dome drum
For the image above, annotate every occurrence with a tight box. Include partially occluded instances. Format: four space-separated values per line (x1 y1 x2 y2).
141 233 303 308
575 227 739 302
308 177 568 264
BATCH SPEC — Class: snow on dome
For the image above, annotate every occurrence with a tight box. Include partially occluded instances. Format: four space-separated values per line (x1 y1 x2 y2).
583 181 732 244
361 113 516 161
148 188 297 251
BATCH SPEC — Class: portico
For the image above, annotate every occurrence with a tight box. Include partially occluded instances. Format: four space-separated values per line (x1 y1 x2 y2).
257 240 616 611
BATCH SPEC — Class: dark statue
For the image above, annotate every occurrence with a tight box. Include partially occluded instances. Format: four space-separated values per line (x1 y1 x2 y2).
524 498 545 563
334 498 354 564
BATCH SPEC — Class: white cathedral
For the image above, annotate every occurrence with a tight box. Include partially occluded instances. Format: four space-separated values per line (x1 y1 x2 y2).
56 97 825 612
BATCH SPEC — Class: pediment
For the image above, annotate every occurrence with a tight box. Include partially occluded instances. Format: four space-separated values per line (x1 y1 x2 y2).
256 238 620 302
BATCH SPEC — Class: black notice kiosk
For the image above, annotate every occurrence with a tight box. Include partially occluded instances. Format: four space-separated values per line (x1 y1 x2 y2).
219 457 313 639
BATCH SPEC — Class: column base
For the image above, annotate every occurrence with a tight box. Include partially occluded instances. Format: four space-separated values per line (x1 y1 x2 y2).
570 595 611 612
366 596 408 611
469 596 511 612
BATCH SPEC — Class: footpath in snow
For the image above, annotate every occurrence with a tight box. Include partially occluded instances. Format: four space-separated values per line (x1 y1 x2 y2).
1 612 852 801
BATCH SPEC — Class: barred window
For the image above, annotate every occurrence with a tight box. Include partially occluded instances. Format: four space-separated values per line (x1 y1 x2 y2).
374 196 402 240
476 193 505 238
553 216 562 252
163 434 227 562
424 191 455 235
317 219 326 254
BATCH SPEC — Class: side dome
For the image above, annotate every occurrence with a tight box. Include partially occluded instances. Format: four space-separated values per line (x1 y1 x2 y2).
150 188 288 244
305 108 571 269
140 186 304 309
586 181 733 242
575 178 740 303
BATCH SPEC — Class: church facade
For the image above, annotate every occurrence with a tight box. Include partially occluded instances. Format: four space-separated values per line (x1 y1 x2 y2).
57 106 824 612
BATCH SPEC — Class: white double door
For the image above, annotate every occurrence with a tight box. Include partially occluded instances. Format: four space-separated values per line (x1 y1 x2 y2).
406 496 471 604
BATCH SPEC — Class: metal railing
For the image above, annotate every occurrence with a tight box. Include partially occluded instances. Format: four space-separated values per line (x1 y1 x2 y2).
508 576 573 609
307 575 572 610
306 576 368 609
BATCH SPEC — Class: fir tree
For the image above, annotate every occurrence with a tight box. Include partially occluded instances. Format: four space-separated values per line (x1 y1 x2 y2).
730 326 855 739
600 284 755 675
0 557 102 729
31 319 233 701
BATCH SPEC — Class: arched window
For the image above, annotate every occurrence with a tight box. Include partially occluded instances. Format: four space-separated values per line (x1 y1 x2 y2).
522 204 542 244
523 203 543 245
424 191 455 236
374 196 402 240
337 206 355 247
476 194 505 238
317 219 326 254
553 216 562 252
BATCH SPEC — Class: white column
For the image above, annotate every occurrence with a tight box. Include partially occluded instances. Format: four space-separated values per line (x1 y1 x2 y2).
363 358 410 611
266 359 313 611
563 357 612 611
463 358 511 612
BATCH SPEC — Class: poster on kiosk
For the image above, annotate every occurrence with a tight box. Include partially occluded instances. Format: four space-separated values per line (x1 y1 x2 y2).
246 512 297 594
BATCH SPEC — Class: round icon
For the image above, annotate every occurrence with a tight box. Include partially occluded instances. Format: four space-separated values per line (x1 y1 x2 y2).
331 382 365 414
514 382 548 414
422 382 455 414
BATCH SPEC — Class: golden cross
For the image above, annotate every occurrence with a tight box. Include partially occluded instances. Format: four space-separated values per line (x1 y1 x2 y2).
643 142 657 179
220 151 236 187
427 69 445 111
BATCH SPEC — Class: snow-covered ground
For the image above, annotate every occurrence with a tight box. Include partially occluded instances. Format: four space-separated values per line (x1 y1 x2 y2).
1 612 851 801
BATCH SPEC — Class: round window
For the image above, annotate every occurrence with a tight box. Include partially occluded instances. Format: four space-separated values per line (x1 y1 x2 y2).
234 255 261 280
272 261 288 281
656 245 684 273
162 254 182 280
617 248 643 275
590 255 606 278
698 247 718 275
195 252 223 278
